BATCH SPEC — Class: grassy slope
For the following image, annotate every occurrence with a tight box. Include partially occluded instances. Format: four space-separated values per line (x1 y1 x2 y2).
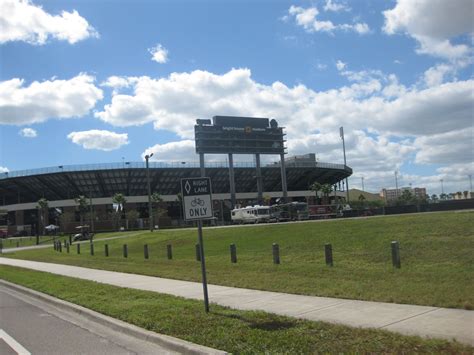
1 231 141 248
3 212 474 308
1 265 471 354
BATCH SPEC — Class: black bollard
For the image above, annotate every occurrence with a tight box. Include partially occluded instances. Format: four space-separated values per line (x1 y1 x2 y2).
144 244 149 259
272 243 280 264
105 244 109 257
123 244 128 258
391 241 401 268
90 243 94 256
16 241 19 248
58 242 62 253
325 243 333 267
53 242 56 251
66 242 70 253
195 244 201 261
230 243 237 263
69 234 72 245
77 243 80 254
167 244 172 260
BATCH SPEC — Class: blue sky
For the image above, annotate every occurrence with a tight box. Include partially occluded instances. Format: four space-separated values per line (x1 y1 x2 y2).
0 0 473 194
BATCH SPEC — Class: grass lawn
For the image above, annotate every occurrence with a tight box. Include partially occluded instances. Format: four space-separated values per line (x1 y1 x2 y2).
3 211 473 309
1 265 471 354
1 231 142 248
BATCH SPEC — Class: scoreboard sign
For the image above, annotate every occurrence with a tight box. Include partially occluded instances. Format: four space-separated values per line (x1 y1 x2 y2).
195 115 286 155
181 177 214 221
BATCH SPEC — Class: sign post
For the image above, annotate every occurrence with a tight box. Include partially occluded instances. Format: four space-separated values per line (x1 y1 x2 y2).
181 177 213 312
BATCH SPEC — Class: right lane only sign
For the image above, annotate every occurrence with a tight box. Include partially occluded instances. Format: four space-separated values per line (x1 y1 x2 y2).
181 177 213 221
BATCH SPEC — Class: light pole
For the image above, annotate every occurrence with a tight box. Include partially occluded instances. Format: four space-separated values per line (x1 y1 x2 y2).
145 153 154 232
469 174 472 197
340 127 349 202
395 171 399 198
361 176 365 191
440 179 444 195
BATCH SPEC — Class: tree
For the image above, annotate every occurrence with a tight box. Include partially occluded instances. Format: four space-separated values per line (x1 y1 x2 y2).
263 194 272 206
112 193 127 230
398 189 415 205
321 183 333 205
75 195 89 226
126 209 140 229
59 211 74 231
310 182 322 204
112 193 127 213
463 191 469 199
431 194 438 203
456 191 462 199
37 198 49 234
151 192 164 228
440 193 447 201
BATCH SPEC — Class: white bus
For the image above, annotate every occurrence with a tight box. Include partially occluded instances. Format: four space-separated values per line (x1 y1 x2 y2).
231 205 271 224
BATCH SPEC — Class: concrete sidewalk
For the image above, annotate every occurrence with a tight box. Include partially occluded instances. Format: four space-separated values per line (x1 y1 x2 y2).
0 258 472 346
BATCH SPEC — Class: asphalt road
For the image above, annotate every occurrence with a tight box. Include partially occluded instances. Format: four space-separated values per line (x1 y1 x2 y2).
0 286 177 354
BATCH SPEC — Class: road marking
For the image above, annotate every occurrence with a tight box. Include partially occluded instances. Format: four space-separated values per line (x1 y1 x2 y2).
0 330 31 355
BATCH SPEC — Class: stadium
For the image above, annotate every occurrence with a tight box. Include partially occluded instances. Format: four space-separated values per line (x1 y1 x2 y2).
0 155 352 235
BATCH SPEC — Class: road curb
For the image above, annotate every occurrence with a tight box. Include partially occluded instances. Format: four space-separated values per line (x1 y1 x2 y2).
0 279 227 355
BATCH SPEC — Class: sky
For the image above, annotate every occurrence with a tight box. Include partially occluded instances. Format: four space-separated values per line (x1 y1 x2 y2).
0 0 473 195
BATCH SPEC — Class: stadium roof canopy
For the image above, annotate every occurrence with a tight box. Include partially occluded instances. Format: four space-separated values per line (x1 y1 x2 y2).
0 161 351 205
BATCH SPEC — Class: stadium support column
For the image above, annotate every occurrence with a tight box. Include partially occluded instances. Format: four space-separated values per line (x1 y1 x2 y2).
280 153 288 203
256 153 263 205
199 153 205 177
228 153 236 209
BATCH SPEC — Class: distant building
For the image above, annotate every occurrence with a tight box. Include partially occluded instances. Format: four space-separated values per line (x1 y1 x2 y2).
380 187 427 201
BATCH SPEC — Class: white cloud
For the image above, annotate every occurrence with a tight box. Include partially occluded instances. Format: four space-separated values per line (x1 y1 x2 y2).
142 140 195 162
67 130 129 151
0 74 103 125
0 167 9 174
97 68 473 139
287 5 369 35
324 0 350 12
414 129 473 165
423 64 452 87
0 0 98 45
383 0 473 59
19 127 37 138
336 60 346 71
149 44 169 64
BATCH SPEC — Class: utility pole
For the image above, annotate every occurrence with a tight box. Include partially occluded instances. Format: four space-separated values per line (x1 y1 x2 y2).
469 174 472 198
361 176 365 192
340 127 349 202
145 153 154 232
440 179 444 195
394 171 399 198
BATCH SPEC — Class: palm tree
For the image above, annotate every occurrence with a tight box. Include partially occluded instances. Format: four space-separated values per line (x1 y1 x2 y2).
310 182 322 204
321 184 333 205
151 192 163 229
263 194 272 206
37 198 49 234
75 195 89 226
431 194 438 203
463 191 469 199
112 193 127 229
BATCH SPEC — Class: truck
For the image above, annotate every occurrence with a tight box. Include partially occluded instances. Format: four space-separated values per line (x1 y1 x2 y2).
270 202 309 222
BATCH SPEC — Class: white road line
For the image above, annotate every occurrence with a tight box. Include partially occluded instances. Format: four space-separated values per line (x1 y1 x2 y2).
0 329 31 355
